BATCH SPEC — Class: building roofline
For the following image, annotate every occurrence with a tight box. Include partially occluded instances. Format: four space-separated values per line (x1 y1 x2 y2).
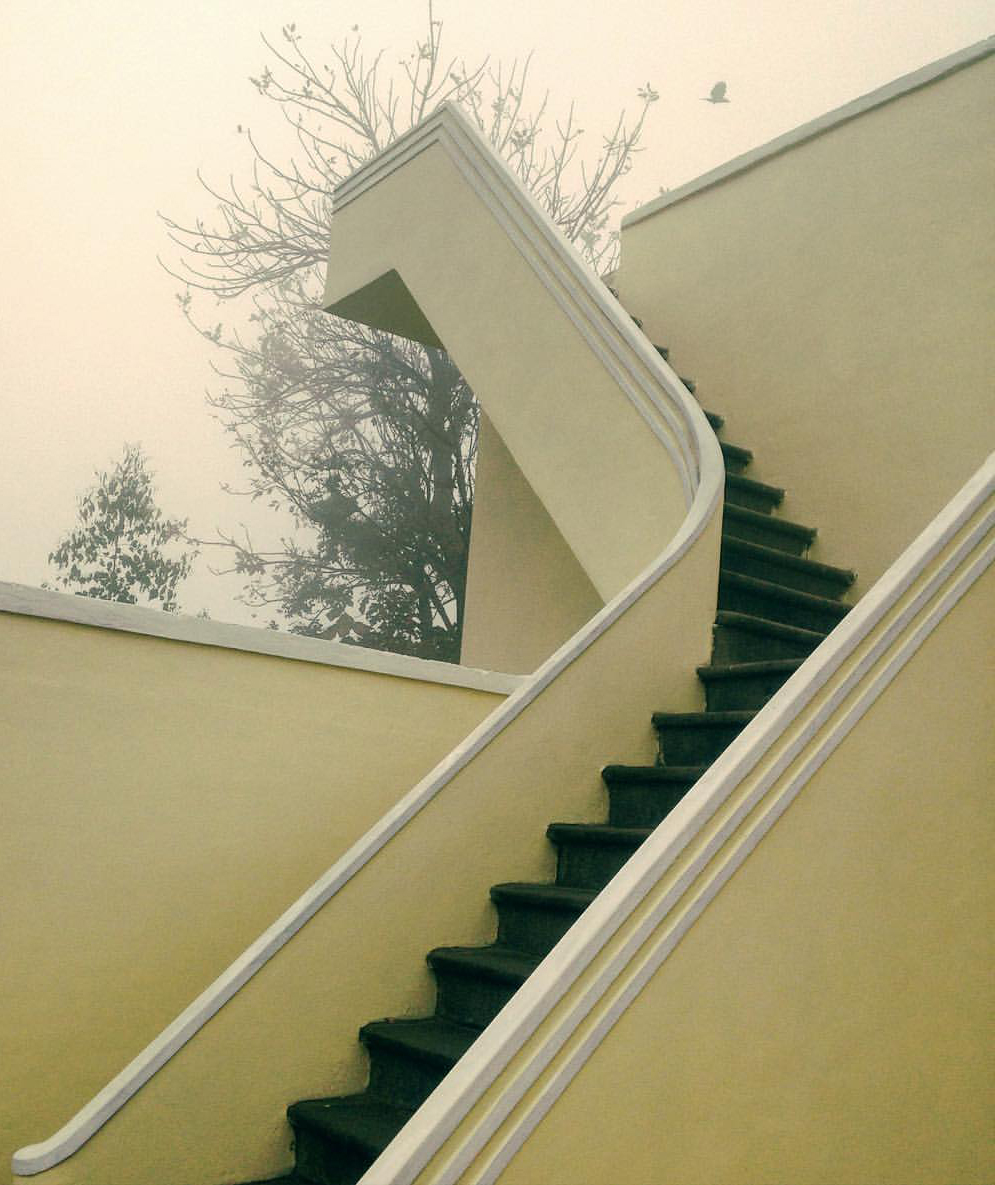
623 35 995 227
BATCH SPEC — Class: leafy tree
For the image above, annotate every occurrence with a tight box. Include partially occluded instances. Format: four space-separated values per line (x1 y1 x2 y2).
48 445 195 611
163 7 657 659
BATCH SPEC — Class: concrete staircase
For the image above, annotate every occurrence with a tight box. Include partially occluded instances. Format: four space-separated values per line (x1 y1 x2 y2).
249 350 857 1185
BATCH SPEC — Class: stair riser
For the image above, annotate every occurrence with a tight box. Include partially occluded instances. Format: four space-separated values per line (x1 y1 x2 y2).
720 546 850 598
722 517 809 556
555 840 644 891
290 1125 372 1185
702 670 796 712
718 582 847 634
365 1045 451 1112
655 722 748 766
724 480 781 514
607 783 695 828
712 620 820 664
495 900 585 957
433 969 523 1030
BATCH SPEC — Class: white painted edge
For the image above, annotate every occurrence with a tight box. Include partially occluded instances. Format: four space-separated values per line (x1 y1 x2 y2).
0 581 524 696
11 111 724 1177
331 102 717 506
624 35 995 226
359 453 995 1185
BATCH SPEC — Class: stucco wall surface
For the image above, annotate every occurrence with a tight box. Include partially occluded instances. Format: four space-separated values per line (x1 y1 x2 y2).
20 512 719 1185
0 613 502 1181
498 562 994 1185
460 413 603 673
617 52 994 594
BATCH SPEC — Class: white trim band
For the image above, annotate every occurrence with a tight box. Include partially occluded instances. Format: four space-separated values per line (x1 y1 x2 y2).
623 35 995 226
0 581 524 696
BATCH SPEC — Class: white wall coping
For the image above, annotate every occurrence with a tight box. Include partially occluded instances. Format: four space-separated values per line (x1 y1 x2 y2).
11 101 723 1179
331 101 718 515
624 35 995 227
0 581 524 696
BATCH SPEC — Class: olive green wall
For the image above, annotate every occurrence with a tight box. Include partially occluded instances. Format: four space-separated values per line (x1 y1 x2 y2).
618 52 994 594
0 613 503 1180
498 563 994 1185
461 413 603 674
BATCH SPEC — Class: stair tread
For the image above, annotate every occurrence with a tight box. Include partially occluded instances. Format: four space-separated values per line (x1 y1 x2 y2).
547 822 653 845
288 1093 413 1156
697 658 805 681
721 536 855 586
491 882 597 911
652 709 756 727
428 944 540 983
715 610 828 644
602 763 708 784
719 569 850 617
720 440 753 467
360 1016 480 1066
723 503 816 541
725 472 784 503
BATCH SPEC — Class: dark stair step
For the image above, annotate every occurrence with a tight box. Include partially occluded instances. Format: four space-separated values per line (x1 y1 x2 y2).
725 472 785 514
652 710 756 766
720 440 753 474
288 1094 414 1185
722 504 816 556
697 659 804 711
602 763 706 828
721 537 855 599
428 945 539 1029
547 823 652 890
490 882 596 957
712 611 827 664
718 571 850 634
361 1016 479 1111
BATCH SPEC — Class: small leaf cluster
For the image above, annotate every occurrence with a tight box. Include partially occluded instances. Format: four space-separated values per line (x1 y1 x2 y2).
48 445 195 612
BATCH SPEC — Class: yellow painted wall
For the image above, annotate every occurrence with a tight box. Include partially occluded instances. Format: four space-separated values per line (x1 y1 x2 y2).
461 413 603 674
23 514 719 1185
618 53 994 593
0 614 503 1182
498 562 994 1185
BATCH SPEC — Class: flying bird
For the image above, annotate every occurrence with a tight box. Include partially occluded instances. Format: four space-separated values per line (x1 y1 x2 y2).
702 81 730 103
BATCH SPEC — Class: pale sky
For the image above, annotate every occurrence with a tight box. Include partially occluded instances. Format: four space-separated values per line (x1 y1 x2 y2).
1 1 991 624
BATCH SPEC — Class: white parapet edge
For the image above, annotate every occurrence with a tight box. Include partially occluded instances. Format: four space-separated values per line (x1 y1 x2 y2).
359 453 995 1185
623 35 995 228
12 104 725 1178
332 101 715 509
0 581 524 696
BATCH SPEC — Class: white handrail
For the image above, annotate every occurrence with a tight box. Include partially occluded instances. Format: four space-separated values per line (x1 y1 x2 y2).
361 453 995 1185
333 101 709 504
12 103 723 1178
